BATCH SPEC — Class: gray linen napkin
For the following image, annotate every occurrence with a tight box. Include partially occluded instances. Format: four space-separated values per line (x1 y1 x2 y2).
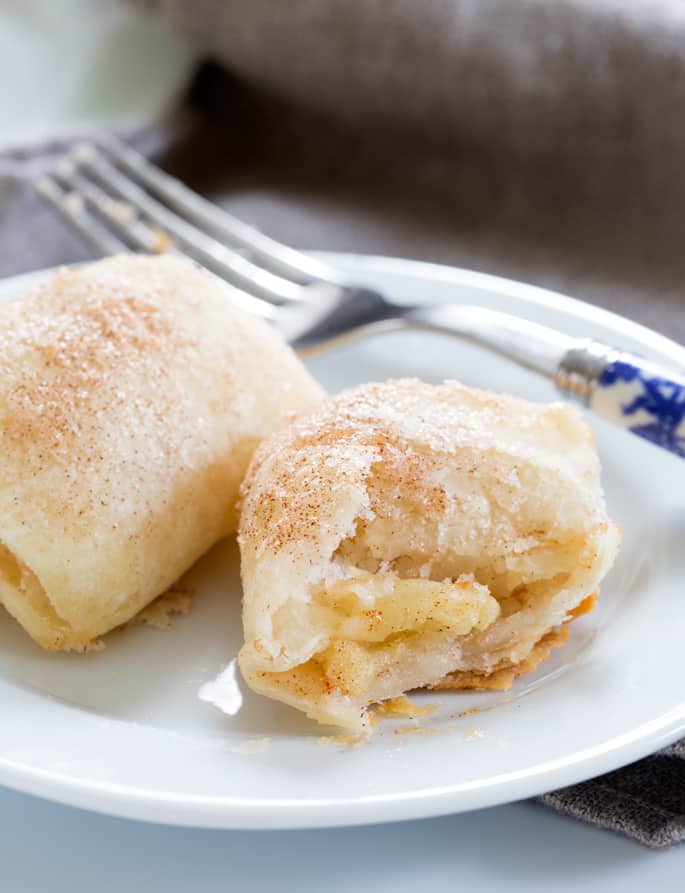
1 28 684 846
132 0 685 344
540 741 685 848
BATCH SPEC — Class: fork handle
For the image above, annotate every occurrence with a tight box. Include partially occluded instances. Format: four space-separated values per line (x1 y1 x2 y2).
556 340 685 459
405 307 685 459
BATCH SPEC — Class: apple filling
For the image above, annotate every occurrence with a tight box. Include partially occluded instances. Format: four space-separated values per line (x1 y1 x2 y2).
308 572 499 697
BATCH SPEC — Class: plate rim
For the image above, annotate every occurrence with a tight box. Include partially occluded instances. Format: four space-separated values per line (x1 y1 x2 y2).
0 254 683 829
315 251 685 367
1 702 683 830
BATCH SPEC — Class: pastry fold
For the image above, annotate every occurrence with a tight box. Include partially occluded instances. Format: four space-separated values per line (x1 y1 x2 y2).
238 379 619 729
0 254 323 650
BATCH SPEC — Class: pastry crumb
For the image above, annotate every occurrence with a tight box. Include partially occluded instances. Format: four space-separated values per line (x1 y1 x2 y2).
375 696 437 720
317 734 368 748
465 726 484 740
394 726 437 737
130 584 193 630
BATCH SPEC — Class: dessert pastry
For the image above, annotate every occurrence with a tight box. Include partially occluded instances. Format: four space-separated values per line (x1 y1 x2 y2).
0 254 323 650
238 379 619 729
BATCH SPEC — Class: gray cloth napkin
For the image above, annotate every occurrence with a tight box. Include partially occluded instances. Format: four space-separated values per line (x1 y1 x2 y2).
2 6 685 844
540 740 685 848
134 0 685 344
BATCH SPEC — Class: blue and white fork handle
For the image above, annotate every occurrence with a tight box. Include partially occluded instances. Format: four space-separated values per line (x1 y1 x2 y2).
406 306 685 460
556 340 685 459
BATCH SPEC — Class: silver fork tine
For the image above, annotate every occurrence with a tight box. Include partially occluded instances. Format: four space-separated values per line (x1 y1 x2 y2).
50 163 276 320
72 144 301 306
35 174 129 256
98 134 343 286
54 162 161 253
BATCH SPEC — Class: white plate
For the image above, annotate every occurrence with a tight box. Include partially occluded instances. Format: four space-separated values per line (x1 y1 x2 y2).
0 255 683 829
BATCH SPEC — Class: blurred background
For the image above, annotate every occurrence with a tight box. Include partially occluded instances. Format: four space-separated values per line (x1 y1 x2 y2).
1 0 683 340
0 0 193 140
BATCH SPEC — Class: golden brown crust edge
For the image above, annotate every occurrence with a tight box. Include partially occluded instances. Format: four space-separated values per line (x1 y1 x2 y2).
428 592 597 692
429 625 571 692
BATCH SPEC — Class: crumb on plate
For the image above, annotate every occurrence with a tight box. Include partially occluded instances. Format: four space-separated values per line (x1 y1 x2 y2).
375 695 437 720
129 584 193 630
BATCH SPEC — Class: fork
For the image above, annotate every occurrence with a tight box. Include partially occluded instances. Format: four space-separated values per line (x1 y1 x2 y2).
35 135 685 460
